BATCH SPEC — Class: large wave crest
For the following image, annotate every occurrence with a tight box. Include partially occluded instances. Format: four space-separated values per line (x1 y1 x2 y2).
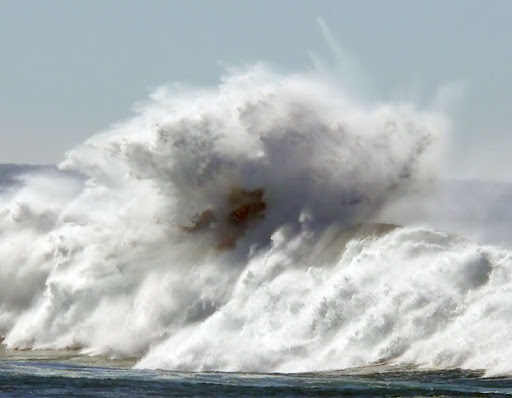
5 66 509 376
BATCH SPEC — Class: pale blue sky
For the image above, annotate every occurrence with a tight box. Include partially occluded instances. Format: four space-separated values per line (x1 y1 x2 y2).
1 0 511 180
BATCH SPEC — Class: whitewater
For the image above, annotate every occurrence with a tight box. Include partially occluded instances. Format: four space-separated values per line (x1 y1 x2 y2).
1 65 511 378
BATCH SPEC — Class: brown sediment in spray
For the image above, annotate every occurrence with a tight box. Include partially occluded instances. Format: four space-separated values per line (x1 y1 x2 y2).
181 187 266 249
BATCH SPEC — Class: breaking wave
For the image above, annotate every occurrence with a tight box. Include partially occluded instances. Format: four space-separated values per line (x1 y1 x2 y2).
2 66 511 376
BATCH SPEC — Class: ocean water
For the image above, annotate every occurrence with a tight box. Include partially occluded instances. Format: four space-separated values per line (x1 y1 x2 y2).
2 66 512 396
2 353 512 397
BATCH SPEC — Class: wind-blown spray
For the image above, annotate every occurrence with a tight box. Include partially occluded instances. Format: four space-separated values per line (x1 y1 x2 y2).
5 66 508 376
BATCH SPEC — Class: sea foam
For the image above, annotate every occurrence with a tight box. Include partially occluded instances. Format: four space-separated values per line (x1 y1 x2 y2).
4 66 510 376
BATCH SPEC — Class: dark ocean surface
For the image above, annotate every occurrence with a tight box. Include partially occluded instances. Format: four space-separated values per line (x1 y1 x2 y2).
1 353 512 397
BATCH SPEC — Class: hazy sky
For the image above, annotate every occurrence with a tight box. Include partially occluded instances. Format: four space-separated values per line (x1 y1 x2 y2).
1 0 511 180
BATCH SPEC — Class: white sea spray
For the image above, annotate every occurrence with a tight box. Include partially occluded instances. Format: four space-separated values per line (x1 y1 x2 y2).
4 66 510 376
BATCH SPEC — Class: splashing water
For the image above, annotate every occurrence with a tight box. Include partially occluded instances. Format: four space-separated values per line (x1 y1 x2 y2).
4 66 511 376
